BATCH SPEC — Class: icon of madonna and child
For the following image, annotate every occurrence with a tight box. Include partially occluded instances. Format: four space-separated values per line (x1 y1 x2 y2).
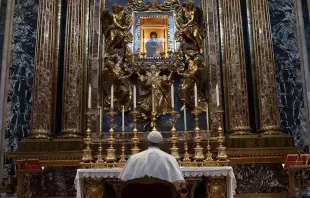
145 31 164 58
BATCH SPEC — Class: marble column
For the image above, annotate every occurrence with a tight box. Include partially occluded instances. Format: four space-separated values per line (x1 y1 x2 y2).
203 0 223 131
61 0 88 137
29 0 60 139
219 0 252 135
247 0 284 135
88 0 103 134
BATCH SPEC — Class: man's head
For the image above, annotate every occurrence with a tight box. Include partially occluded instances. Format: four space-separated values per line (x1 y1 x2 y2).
150 31 158 39
147 130 163 148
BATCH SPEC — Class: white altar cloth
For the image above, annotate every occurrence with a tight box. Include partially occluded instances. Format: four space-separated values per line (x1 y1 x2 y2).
75 166 236 198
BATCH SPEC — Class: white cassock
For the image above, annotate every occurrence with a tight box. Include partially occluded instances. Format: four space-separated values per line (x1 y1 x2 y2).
118 147 184 189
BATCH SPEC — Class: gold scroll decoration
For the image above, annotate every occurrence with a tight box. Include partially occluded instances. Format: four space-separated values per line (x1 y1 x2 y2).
248 0 283 135
220 0 252 135
29 0 60 139
61 0 88 138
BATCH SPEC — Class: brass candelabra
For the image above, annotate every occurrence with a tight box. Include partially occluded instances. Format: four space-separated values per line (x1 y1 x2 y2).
81 109 94 163
131 109 140 154
170 110 180 160
105 110 117 163
215 108 228 161
192 108 204 161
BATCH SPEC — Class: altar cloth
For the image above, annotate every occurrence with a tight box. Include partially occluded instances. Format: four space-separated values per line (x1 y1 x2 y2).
74 166 236 198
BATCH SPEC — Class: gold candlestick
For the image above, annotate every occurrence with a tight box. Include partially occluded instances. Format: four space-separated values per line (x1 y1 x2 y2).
96 128 104 163
192 108 204 161
82 110 93 162
203 131 220 166
181 131 191 166
131 109 140 154
204 132 213 161
216 108 228 161
151 110 157 131
170 110 180 160
105 110 116 163
119 132 126 163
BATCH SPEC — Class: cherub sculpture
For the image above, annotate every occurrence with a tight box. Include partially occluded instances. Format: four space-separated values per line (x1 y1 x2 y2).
101 4 133 57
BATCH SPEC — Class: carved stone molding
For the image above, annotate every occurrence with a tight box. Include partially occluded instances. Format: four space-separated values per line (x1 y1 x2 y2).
29 0 60 139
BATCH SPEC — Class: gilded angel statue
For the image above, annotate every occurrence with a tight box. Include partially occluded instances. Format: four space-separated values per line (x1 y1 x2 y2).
136 65 174 128
102 55 133 111
174 1 204 52
177 51 207 110
101 4 133 57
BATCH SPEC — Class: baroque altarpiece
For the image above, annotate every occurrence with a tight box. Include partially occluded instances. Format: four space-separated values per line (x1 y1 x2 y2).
8 0 299 197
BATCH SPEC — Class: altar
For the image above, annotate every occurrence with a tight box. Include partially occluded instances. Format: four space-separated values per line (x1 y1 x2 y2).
5 0 298 197
75 167 236 198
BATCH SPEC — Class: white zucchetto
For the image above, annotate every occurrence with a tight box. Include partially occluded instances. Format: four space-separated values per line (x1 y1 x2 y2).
147 130 163 143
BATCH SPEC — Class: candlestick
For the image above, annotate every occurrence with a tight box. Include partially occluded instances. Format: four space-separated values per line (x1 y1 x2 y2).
105 110 116 163
170 110 179 160
216 84 220 107
133 85 137 109
182 131 191 164
204 131 219 166
111 85 114 109
96 108 104 163
88 84 92 109
81 110 93 163
183 105 187 131
215 108 228 161
192 108 204 161
194 83 198 107
206 104 209 130
171 83 174 109
152 89 155 112
99 107 102 133
119 132 126 163
122 106 125 132
131 109 140 154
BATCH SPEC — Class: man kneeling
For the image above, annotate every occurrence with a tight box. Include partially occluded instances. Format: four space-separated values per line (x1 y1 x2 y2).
118 130 184 190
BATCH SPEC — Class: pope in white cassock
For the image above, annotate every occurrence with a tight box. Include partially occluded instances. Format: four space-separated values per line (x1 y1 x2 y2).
118 131 185 190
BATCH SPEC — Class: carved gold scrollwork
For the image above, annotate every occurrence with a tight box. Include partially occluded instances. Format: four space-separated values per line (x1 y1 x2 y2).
29 0 60 139
220 0 252 136
61 0 88 138
248 0 284 135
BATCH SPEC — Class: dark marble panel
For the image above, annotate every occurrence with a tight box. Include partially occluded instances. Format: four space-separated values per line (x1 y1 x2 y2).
301 0 310 87
233 164 288 194
269 0 308 147
3 0 38 178
0 0 7 80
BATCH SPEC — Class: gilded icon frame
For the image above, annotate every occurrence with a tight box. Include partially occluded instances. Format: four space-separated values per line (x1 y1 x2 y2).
132 11 176 60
